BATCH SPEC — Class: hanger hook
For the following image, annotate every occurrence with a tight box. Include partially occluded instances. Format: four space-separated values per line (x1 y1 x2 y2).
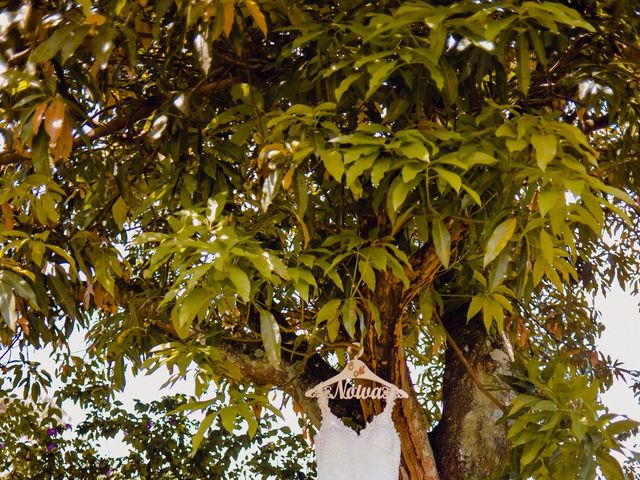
350 342 364 361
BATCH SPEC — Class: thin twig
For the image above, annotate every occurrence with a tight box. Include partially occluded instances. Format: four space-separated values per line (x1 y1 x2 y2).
0 332 22 366
433 313 508 413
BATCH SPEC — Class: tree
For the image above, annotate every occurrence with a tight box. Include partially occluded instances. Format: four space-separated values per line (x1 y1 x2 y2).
1 0 639 478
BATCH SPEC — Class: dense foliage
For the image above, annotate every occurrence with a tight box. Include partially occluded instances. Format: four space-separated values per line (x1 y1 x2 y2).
1 0 639 478
0 356 314 479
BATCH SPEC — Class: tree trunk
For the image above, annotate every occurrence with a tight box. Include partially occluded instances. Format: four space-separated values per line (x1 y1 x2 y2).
234 276 512 480
365 272 440 480
431 310 514 480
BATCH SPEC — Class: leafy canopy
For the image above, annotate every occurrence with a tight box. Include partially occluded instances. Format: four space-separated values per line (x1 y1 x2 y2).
1 0 639 478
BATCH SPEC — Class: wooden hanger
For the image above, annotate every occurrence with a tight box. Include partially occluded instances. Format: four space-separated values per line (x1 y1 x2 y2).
305 343 409 399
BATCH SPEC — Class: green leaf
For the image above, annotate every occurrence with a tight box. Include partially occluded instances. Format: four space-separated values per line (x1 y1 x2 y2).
606 418 640 436
461 184 482 206
531 134 557 171
401 162 424 182
521 437 545 466
402 141 430 161
525 2 595 32
483 296 505 330
260 310 281 368
366 60 397 99
516 32 531 96
191 411 217 456
467 295 484 321
326 316 340 341
597 452 624 480
60 26 90 64
538 189 563 216
432 218 451 268
570 412 588 440
484 218 517 267
341 298 357 337
368 247 388 271
371 158 391 186
31 129 50 175
390 179 411 212
316 299 341 325
294 168 309 218
228 265 251 302
321 150 344 181
112 196 129 229
433 167 462 193
0 270 38 307
175 288 208 339
495 123 516 138
441 61 458 106
464 151 498 166
335 73 360 102
358 259 376 290
219 405 238 433
539 230 554 264
0 281 17 331
419 291 434 322
29 26 71 63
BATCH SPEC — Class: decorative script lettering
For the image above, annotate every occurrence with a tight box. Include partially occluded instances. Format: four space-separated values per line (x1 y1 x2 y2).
324 380 389 400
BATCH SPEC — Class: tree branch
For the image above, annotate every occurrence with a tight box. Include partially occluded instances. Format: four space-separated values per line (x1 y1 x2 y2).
151 318 360 427
402 224 467 309
434 312 507 413
0 77 241 167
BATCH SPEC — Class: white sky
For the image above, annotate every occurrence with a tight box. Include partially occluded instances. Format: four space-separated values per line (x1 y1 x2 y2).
595 285 640 452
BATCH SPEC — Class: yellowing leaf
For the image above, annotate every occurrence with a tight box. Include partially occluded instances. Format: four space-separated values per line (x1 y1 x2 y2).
245 0 267 37
539 229 554 264
51 114 74 162
44 98 66 145
538 189 563 216
223 2 234 38
483 218 517 267
531 134 557 171
31 101 49 135
86 13 106 26
282 166 295 190
112 196 129 229
321 150 344 181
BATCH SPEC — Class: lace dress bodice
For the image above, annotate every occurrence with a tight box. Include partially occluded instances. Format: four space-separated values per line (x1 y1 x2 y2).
314 388 401 480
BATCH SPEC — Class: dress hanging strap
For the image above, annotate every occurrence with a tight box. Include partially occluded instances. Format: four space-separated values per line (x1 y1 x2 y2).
382 387 398 416
317 387 333 419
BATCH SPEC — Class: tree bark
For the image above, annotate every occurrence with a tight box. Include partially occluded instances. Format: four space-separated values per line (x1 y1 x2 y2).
431 310 514 480
366 272 440 480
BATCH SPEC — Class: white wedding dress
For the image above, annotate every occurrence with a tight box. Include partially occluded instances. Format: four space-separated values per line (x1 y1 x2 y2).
314 388 401 480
